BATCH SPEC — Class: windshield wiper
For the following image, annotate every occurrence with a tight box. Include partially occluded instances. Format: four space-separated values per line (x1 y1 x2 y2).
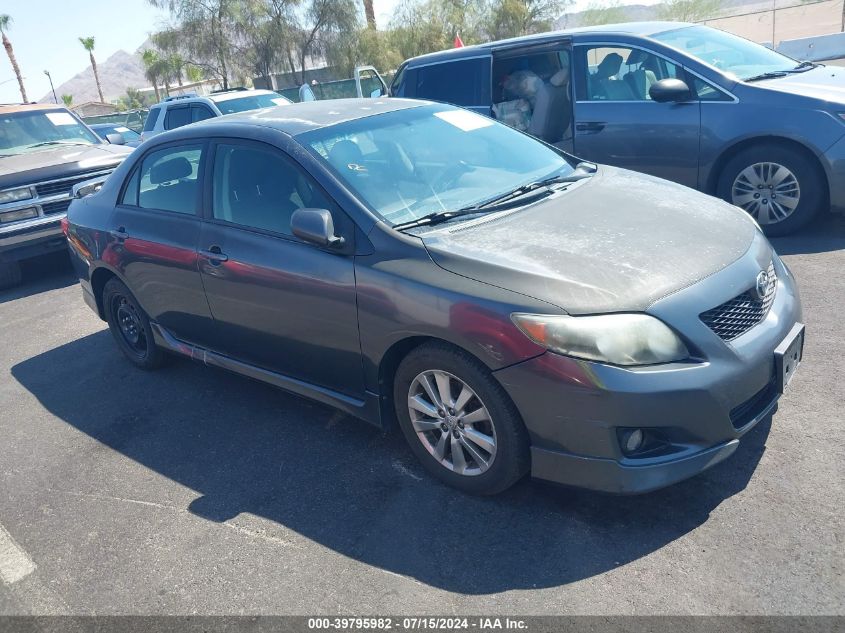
745 62 819 82
24 140 90 149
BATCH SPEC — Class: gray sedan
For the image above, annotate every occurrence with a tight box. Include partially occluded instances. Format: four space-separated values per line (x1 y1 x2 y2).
65 99 804 495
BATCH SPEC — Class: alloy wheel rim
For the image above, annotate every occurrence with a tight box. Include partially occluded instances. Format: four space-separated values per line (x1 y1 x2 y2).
113 296 147 355
731 162 800 225
407 370 497 476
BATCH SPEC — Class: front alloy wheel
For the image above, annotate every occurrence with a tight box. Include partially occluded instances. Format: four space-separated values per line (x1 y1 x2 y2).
407 370 497 475
730 162 800 225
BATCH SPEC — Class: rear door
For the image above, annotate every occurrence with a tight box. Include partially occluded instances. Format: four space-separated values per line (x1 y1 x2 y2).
572 43 701 188
108 141 215 345
197 138 363 397
354 66 388 98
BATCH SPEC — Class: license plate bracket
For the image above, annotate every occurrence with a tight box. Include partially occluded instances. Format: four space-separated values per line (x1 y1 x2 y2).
774 323 805 393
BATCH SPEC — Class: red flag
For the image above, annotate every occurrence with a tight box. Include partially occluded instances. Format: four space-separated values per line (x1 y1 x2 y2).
454 34 464 48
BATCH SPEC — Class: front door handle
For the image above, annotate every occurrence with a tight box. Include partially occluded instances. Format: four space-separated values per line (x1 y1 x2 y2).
576 121 606 133
199 246 228 263
110 226 128 240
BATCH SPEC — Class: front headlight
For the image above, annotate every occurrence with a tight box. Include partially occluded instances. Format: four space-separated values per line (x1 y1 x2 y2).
511 313 689 366
0 187 33 205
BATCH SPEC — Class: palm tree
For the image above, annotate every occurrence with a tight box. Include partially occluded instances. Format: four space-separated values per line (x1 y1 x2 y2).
61 94 73 107
363 0 376 29
0 15 28 102
79 36 104 102
141 49 162 102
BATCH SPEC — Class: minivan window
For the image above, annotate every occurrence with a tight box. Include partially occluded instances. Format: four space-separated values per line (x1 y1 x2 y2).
302 105 573 228
136 144 202 214
577 46 682 101
415 58 491 106
164 106 191 130
653 25 800 81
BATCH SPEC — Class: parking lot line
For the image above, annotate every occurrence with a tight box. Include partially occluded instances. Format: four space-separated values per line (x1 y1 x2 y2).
0 522 36 585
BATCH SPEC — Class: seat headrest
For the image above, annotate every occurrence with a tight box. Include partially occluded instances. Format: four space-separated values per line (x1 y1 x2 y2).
626 49 647 66
149 156 192 184
596 53 624 79
329 140 364 172
550 68 569 87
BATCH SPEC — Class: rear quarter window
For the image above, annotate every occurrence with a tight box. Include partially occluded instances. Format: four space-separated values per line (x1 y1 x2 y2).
414 58 491 107
164 106 191 130
142 107 161 132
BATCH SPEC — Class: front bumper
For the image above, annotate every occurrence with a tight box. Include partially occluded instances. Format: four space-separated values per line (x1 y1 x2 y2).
494 241 803 494
0 216 66 263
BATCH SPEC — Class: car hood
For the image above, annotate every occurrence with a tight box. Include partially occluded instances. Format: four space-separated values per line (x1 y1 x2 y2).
0 143 131 187
752 65 845 103
421 166 762 314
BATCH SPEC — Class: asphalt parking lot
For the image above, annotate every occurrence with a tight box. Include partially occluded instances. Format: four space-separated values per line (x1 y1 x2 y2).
0 216 843 616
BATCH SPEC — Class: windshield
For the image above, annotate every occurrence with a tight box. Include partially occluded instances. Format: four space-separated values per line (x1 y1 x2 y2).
211 93 291 114
300 105 574 227
0 109 101 156
653 25 800 81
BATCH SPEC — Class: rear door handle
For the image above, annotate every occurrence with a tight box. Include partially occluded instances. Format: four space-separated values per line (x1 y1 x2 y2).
110 227 127 240
199 247 228 263
576 122 606 133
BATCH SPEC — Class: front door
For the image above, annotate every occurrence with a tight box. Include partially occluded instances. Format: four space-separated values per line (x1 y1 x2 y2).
108 141 215 345
197 139 363 397
572 44 701 188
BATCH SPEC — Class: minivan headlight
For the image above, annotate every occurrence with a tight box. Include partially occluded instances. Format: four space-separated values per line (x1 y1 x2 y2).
511 313 689 366
0 187 33 204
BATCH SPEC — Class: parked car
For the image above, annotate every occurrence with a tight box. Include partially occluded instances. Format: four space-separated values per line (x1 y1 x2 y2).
0 104 132 288
66 99 804 495
89 123 143 147
391 22 845 235
139 88 292 142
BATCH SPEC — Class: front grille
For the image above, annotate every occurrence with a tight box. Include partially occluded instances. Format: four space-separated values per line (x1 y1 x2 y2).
35 169 112 198
730 374 778 429
700 262 777 341
41 199 71 215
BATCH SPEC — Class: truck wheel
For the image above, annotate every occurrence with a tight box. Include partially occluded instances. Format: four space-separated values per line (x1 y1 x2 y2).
717 144 825 237
0 261 22 289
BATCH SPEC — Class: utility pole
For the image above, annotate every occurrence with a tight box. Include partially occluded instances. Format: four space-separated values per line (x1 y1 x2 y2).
43 69 57 104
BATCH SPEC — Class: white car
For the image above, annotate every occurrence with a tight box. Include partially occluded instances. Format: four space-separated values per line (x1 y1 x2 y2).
139 89 291 142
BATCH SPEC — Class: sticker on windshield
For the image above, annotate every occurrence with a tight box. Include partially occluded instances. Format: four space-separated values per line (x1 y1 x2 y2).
271 97 289 105
45 112 78 126
433 110 493 132
115 126 131 132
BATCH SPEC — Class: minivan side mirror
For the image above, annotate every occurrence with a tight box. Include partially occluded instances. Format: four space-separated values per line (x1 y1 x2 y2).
105 132 126 145
649 78 692 103
291 208 345 248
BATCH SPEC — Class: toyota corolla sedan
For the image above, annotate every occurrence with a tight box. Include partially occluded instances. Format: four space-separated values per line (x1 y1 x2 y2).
65 99 804 495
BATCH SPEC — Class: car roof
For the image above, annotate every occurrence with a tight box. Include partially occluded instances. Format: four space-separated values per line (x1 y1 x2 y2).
0 103 73 114
404 21 693 66
191 98 429 136
208 89 279 103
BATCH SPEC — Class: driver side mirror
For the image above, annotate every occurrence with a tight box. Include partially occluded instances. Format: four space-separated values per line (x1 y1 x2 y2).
649 78 692 103
291 208 345 248
105 132 126 145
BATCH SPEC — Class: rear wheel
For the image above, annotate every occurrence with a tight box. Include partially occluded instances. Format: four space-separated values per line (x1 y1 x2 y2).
102 278 166 370
0 261 22 289
717 144 825 236
393 342 529 495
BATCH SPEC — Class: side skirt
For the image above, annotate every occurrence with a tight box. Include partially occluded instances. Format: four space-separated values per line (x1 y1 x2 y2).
150 322 384 428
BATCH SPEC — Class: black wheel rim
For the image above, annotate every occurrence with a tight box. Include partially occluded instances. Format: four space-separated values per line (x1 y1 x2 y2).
112 295 147 356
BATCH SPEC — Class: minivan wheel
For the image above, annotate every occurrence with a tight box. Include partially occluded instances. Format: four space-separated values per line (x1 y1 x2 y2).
102 277 166 370
717 144 825 236
0 261 22 289
393 343 530 495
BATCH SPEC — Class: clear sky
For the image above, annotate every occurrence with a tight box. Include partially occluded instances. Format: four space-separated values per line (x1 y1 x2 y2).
0 0 658 103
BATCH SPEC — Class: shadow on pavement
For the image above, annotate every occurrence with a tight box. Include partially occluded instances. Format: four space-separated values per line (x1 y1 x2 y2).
12 330 772 594
0 252 76 305
770 213 845 256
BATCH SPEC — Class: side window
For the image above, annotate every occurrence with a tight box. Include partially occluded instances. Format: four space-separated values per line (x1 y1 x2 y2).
137 144 203 214
142 107 160 132
164 105 191 130
415 58 491 107
390 64 408 97
576 46 682 101
691 76 732 101
212 143 332 236
120 166 141 206
358 68 384 97
191 104 216 122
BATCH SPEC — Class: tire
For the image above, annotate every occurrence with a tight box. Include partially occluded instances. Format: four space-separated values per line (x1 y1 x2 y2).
717 143 826 237
393 342 530 495
0 261 22 290
102 277 167 370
